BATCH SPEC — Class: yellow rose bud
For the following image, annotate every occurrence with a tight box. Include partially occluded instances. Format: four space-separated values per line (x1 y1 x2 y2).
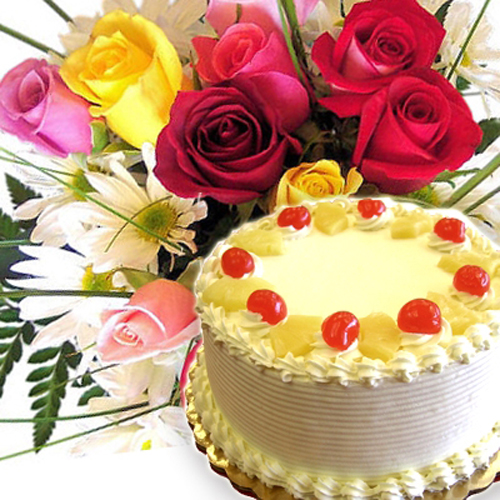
60 11 187 148
274 160 363 207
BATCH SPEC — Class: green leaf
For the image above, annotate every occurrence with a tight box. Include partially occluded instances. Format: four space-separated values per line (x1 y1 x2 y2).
28 347 59 364
31 396 48 411
78 386 106 406
5 174 36 206
118 268 157 290
0 308 19 323
434 0 453 24
91 121 110 154
0 344 11 355
29 381 51 397
21 322 35 345
26 366 54 382
0 327 21 339
476 118 500 155
456 75 471 92
0 211 21 240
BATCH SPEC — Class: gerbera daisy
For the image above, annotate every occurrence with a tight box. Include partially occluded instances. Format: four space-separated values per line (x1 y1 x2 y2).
61 143 208 273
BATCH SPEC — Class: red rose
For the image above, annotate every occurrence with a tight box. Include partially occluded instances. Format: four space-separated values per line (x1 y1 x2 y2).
312 0 445 117
154 73 310 204
193 23 296 84
353 69 482 194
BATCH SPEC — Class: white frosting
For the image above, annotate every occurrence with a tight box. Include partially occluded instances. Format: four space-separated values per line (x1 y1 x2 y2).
193 342 500 499
355 206 393 231
451 286 496 311
428 231 472 253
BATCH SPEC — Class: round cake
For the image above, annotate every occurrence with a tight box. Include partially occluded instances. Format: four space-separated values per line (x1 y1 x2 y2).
191 197 500 499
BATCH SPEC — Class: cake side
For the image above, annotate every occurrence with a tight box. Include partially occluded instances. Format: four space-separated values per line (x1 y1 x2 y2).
193 342 500 499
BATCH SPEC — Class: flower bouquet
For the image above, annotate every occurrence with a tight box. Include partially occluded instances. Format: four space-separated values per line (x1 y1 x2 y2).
0 0 499 465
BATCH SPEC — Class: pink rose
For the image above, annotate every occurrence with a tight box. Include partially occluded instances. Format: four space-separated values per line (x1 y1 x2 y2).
352 69 482 194
155 73 309 204
0 59 93 157
193 23 296 84
312 0 445 117
207 0 319 35
97 280 200 363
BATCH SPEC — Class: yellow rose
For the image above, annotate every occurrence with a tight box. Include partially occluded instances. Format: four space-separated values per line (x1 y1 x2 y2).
60 11 188 148
274 160 363 207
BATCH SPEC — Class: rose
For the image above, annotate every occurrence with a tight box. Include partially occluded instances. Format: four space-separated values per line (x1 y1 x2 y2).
273 160 363 207
193 23 296 84
97 279 200 363
312 0 445 117
352 69 482 194
179 337 203 407
207 0 319 36
154 73 310 204
60 11 188 149
0 59 92 157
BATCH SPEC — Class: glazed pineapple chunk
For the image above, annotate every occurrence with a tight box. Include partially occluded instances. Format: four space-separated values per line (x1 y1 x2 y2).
230 228 285 256
391 211 433 239
358 313 401 362
438 252 498 276
314 203 349 236
427 292 489 336
269 315 323 357
202 276 276 312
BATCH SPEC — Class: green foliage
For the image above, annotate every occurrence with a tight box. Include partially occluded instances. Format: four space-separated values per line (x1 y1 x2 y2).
456 76 471 92
78 386 106 406
5 174 36 206
476 118 500 155
27 341 82 449
90 121 110 154
119 268 157 290
435 0 453 24
0 307 34 399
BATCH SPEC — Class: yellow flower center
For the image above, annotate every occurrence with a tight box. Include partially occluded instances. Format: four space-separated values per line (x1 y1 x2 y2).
71 169 95 201
461 52 472 68
81 266 116 292
141 440 152 451
135 201 179 242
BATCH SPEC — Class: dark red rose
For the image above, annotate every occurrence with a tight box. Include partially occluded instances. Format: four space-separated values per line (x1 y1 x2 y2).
193 23 296 84
312 0 445 117
154 73 310 204
352 69 482 194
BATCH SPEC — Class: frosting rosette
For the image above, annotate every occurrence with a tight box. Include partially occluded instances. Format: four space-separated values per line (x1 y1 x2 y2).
60 11 188 148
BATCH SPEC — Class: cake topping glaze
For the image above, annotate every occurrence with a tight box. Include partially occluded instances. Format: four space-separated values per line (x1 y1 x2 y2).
196 198 500 384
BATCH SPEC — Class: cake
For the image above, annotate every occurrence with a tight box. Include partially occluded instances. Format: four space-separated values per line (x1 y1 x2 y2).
190 197 500 499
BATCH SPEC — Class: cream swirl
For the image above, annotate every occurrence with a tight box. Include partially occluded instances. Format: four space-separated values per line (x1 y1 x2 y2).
428 231 471 253
355 207 393 231
450 286 496 311
400 319 453 351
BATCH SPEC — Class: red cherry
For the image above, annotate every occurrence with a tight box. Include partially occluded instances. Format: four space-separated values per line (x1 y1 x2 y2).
247 290 287 325
397 299 442 334
221 247 255 278
357 199 386 219
321 311 360 351
433 218 466 243
277 206 311 230
453 265 490 296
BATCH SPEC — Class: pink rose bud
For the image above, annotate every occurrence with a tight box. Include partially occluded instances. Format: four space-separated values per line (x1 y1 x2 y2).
0 59 93 157
97 279 201 363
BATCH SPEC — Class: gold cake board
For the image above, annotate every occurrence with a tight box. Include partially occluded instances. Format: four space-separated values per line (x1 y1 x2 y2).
186 360 500 500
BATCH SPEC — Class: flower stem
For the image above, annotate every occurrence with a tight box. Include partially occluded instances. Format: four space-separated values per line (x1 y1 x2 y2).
0 23 65 58
0 240 33 248
0 399 173 461
0 148 184 252
0 289 132 299
446 0 491 80
464 184 500 214
42 0 73 23
0 401 148 424
441 153 500 207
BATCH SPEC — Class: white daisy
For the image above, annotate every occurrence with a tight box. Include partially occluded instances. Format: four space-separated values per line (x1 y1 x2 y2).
60 0 214 61
435 1 500 101
71 353 190 455
8 246 129 350
61 143 208 273
10 151 139 247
